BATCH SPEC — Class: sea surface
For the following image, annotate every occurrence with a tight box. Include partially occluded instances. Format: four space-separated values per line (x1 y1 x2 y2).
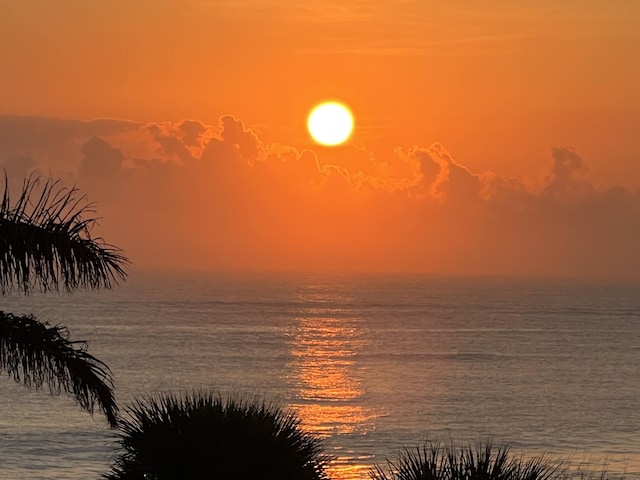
1 271 639 479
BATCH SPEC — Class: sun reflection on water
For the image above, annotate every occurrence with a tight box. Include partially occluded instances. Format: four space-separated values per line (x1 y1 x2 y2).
287 289 381 480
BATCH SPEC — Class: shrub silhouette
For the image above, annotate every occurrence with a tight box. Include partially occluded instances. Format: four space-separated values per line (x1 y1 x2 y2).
105 390 330 480
370 440 625 480
370 440 561 480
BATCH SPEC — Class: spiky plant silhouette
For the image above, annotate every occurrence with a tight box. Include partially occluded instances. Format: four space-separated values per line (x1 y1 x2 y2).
370 440 562 480
104 390 331 480
0 174 128 426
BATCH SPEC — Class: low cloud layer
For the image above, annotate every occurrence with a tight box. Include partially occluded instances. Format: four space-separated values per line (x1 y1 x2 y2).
1 114 638 279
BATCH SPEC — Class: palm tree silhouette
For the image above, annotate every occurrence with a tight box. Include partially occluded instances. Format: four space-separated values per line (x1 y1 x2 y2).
0 174 128 427
104 390 330 480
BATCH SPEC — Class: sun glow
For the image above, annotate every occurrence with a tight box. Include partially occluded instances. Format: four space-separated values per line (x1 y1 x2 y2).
307 102 354 146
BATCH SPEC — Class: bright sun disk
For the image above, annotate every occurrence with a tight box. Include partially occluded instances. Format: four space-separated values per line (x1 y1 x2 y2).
307 102 354 146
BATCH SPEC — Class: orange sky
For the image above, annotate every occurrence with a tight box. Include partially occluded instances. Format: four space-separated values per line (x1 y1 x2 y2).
1 1 639 278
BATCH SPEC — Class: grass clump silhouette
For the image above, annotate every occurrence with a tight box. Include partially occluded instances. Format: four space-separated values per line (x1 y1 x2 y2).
104 390 331 480
369 440 624 480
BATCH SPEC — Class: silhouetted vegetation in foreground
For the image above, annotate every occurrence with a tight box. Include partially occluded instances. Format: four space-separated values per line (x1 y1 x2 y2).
1 174 128 427
105 390 626 480
104 390 330 480
370 440 625 480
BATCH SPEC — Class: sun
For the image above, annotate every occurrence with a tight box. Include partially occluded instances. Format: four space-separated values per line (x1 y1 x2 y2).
307 102 354 146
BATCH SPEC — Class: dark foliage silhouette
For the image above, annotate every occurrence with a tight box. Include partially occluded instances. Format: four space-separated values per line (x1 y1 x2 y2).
104 390 331 480
0 174 128 426
370 440 560 480
370 440 624 480
0 311 118 426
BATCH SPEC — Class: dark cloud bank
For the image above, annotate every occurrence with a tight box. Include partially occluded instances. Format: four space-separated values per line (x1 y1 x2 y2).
1 114 638 279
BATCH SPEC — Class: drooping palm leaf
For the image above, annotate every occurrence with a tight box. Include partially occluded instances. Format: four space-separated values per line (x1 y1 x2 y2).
0 173 128 295
0 311 118 427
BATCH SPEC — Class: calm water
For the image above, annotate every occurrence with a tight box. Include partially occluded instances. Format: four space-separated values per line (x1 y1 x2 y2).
1 272 639 479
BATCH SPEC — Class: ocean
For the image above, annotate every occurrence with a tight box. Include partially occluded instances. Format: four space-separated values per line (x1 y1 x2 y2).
1 271 639 479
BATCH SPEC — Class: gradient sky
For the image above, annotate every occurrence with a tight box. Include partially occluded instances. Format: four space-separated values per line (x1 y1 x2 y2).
1 1 639 278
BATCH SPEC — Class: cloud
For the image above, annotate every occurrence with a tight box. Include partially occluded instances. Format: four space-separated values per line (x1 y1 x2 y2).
542 147 593 201
0 115 139 174
1 114 638 278
144 119 216 163
79 137 125 179
217 115 260 163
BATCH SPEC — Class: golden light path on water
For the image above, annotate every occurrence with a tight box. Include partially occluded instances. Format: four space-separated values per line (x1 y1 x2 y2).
287 290 381 480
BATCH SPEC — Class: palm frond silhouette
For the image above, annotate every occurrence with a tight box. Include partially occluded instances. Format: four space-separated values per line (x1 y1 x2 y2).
1 173 128 426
